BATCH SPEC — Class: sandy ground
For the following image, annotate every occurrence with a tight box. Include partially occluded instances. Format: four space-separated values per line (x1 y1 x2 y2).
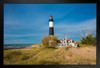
68 46 96 59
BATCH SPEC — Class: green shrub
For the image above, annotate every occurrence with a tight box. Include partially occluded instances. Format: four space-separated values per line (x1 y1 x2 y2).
81 37 86 44
41 35 58 47
81 34 96 46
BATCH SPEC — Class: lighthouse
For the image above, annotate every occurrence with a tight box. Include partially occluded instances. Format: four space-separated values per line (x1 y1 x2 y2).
49 16 54 35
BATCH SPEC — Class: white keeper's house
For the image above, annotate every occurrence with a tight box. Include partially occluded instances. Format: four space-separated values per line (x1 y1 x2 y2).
57 36 78 48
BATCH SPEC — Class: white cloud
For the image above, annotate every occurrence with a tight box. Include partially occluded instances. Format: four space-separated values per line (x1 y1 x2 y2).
55 18 96 33
4 34 39 37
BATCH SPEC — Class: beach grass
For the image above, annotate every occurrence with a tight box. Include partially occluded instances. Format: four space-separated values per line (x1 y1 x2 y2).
4 45 96 65
76 42 96 47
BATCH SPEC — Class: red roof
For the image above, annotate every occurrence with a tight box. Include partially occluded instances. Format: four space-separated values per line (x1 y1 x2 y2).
57 40 62 43
57 40 75 43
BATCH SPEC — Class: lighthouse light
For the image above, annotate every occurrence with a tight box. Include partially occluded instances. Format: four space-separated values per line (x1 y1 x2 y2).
50 16 52 19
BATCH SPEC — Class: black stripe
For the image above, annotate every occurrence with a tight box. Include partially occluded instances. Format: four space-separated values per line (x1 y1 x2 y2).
49 27 54 35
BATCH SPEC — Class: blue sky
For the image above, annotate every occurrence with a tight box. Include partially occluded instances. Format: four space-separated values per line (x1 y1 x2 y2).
4 4 96 44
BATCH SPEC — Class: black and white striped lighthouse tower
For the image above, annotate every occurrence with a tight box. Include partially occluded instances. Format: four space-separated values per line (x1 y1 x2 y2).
49 16 54 35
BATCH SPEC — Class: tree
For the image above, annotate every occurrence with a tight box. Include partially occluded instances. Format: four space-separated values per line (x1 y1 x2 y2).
81 37 86 44
86 34 93 45
81 33 96 46
80 29 96 46
41 35 58 47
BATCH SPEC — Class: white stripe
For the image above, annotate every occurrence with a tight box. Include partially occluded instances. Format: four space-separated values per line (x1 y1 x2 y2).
49 21 53 27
